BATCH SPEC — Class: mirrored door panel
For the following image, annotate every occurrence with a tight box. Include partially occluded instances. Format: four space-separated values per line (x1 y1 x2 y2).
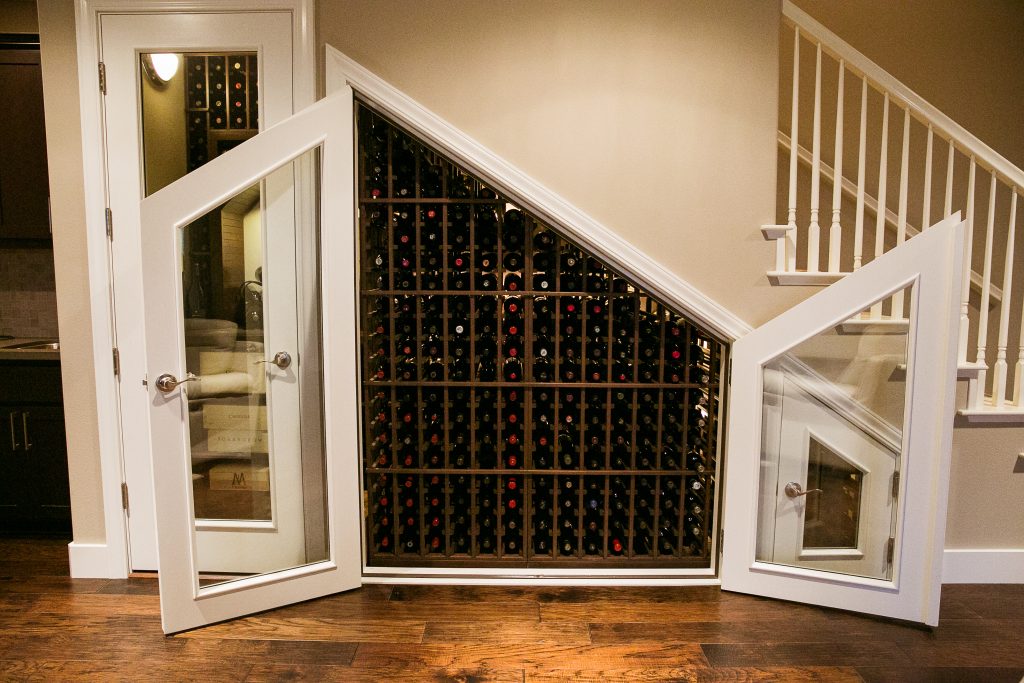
757 285 910 580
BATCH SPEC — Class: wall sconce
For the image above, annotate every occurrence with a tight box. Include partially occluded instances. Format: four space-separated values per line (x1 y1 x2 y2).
143 53 180 85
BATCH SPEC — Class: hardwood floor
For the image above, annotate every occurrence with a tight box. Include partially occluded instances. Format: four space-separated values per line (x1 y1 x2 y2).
1 538 1022 681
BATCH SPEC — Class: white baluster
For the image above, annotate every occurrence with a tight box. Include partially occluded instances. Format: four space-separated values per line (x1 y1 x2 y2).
922 124 933 229
994 190 1017 409
970 172 998 410
808 42 823 272
786 26 800 273
828 60 844 273
870 92 889 320
944 139 955 218
853 75 867 271
959 158 976 365
892 107 910 318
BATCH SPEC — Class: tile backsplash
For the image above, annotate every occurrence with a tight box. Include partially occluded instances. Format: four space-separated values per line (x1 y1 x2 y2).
0 248 59 338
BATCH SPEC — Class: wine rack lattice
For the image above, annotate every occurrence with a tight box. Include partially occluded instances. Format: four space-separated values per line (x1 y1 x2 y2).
357 100 725 569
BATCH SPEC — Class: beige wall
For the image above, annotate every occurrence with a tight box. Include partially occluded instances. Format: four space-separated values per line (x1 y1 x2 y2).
140 62 187 196
38 0 107 544
319 0 800 331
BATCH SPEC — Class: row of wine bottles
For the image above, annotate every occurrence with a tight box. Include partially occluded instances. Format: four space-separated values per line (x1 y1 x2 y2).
368 472 713 557
366 294 712 385
360 115 498 201
366 209 634 294
366 385 713 473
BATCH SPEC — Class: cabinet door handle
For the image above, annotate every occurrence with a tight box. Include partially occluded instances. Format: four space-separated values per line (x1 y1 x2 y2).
9 412 19 451
22 412 32 451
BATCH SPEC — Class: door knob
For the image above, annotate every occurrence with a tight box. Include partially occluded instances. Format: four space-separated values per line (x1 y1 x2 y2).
255 351 292 369
155 372 198 394
784 481 823 498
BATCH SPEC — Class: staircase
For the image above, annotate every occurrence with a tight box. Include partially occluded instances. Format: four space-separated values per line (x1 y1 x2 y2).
764 0 1024 422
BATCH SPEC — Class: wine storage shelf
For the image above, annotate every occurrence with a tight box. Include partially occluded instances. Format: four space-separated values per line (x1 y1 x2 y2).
357 101 726 570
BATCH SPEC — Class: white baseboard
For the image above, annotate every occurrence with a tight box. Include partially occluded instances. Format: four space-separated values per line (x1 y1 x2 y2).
943 548 1024 583
68 541 129 579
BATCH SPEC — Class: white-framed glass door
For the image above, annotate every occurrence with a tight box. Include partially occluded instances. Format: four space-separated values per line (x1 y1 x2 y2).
722 214 966 626
140 91 360 634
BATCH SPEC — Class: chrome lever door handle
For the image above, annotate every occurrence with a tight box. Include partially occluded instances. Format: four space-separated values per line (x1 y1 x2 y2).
784 482 823 498
255 351 292 369
9 412 18 451
22 412 31 451
155 372 198 394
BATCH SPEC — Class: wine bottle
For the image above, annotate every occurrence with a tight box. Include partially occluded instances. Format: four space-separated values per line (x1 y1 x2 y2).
449 251 471 290
448 168 473 199
502 209 526 250
503 272 524 292
502 250 524 272
559 249 583 291
420 161 442 197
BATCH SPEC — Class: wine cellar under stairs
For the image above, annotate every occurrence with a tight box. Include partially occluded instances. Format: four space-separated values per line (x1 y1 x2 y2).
357 99 727 573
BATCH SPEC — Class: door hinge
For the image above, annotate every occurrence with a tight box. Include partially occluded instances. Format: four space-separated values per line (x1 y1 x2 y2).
105 208 113 240
98 62 106 95
112 347 120 377
120 482 129 513
886 536 895 565
891 471 900 499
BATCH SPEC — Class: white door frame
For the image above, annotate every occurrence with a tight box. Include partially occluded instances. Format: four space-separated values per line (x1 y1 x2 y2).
70 0 314 579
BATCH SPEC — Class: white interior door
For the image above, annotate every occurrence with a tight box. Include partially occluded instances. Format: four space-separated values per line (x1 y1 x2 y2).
722 214 965 626
99 11 300 571
140 91 360 634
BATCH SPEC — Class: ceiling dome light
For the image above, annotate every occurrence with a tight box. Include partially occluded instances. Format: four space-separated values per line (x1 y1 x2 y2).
145 53 180 84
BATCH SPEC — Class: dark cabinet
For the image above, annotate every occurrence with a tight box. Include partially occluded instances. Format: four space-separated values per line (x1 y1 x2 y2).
0 37 51 243
0 361 70 534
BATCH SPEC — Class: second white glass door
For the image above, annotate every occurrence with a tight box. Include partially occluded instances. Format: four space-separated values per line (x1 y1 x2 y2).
722 214 966 626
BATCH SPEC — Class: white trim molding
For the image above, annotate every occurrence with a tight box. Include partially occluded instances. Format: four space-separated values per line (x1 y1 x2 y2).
71 0 315 578
68 542 127 579
324 44 751 343
943 549 1024 584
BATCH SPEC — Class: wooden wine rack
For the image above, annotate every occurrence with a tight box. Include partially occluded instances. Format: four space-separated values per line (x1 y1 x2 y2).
356 101 726 570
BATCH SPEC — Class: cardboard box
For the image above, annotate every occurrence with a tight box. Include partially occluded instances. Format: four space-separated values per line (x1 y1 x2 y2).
209 464 270 492
203 404 269 430
207 428 269 454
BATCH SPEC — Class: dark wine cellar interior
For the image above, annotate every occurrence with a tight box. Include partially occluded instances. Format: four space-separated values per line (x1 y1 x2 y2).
357 100 726 570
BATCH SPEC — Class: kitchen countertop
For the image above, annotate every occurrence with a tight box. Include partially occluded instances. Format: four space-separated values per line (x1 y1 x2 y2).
0 337 61 362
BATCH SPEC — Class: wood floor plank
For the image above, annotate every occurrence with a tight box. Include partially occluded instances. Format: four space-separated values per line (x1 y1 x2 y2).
894 639 1024 667
701 641 907 667
540 597 830 624
422 619 591 645
179 615 427 643
268 597 541 623
244 662 525 682
0 658 254 682
178 637 358 665
6 592 160 617
352 642 708 670
0 575 109 595
857 666 1024 683
525 666 864 682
